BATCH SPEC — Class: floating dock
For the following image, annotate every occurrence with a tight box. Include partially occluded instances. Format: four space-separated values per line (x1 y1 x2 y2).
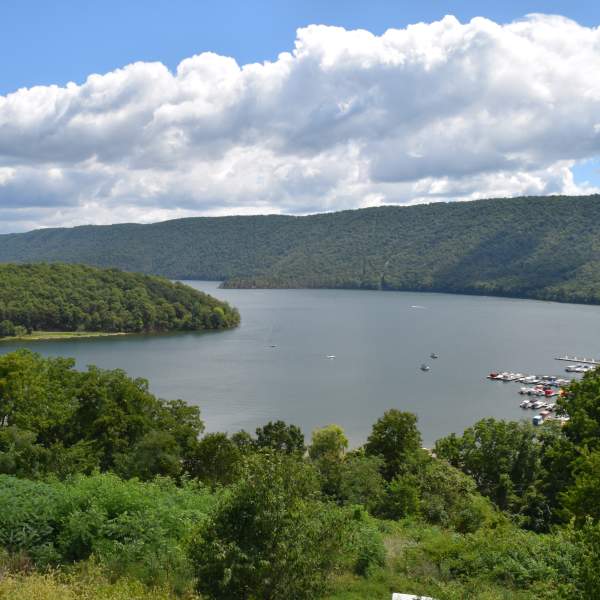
555 355 600 366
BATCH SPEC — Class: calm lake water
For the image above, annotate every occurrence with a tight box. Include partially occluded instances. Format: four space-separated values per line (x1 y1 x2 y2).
2 282 600 446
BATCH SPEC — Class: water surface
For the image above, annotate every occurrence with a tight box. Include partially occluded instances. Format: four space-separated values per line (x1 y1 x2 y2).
3 282 599 446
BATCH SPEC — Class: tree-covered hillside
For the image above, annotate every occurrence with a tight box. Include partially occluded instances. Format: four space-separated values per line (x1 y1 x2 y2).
1 195 600 303
0 263 239 337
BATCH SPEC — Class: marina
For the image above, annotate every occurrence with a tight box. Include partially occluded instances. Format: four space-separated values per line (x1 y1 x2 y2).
486 367 578 426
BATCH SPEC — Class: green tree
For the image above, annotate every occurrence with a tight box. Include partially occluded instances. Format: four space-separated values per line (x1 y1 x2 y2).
308 424 348 461
365 409 421 480
435 418 541 513
184 432 242 487
559 368 600 450
0 320 16 337
230 429 255 453
190 452 347 600
309 424 349 498
115 430 182 480
338 452 386 512
255 420 305 455
562 450 600 524
379 474 420 520
578 519 600 599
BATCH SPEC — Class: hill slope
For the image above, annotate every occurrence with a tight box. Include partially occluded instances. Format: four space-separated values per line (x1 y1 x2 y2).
1 195 600 303
0 263 239 337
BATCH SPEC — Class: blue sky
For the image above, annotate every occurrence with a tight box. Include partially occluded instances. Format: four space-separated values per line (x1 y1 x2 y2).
1 1 600 231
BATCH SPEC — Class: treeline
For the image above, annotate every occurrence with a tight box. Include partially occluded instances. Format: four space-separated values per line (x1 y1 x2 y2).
0 263 239 337
0 349 600 598
2 195 600 304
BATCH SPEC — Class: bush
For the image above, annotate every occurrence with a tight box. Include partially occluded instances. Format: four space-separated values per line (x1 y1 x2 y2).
190 452 353 600
0 473 216 594
403 523 579 596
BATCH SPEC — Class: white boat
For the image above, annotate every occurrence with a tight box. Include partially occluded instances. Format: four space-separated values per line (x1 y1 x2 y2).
420 364 430 372
326 355 336 360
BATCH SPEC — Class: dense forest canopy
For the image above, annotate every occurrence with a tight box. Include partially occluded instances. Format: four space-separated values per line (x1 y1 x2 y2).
0 263 239 337
1 195 600 304
0 349 600 598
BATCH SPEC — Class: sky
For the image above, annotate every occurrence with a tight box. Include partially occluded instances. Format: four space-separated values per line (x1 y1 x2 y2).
1 0 600 232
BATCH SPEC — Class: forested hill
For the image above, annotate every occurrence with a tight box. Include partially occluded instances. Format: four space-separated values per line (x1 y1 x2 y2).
0 263 239 337
1 195 600 304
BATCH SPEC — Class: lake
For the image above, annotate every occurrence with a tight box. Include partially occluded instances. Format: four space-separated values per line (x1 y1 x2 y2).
2 282 599 446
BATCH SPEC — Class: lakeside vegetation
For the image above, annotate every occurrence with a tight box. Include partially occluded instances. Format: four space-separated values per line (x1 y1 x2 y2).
0 263 239 340
0 349 600 598
2 195 600 304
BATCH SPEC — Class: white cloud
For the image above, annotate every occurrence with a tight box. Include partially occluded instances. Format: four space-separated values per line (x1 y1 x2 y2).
1 14 600 232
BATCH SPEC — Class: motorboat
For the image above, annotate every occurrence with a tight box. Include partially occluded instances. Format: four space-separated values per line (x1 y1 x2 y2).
420 364 430 372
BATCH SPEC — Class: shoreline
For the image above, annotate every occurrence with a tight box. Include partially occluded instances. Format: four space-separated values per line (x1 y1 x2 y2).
0 331 131 343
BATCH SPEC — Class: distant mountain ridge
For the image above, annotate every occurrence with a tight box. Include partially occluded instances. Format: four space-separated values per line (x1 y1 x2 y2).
2 195 600 304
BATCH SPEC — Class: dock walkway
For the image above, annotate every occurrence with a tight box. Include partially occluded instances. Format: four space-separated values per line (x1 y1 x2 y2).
555 355 600 366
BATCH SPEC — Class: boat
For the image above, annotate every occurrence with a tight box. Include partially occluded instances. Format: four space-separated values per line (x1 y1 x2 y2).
430 353 439 359
326 355 336 360
420 364 430 372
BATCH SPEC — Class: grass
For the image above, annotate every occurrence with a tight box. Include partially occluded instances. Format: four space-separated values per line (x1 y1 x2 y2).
0 331 129 343
324 520 578 600
0 570 193 600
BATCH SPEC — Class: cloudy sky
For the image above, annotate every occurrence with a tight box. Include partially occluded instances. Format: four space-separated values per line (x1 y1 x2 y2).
1 1 600 233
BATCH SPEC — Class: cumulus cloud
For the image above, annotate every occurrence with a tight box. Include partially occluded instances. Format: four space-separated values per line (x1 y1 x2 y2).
1 14 600 232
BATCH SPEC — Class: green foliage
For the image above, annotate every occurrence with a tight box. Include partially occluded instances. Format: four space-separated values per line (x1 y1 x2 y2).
309 424 349 461
254 419 306 455
184 432 242 487
400 522 580 598
379 474 421 520
559 367 600 450
230 429 255 452
337 453 386 512
365 409 422 481
0 350 598 598
190 451 356 600
0 565 188 600
412 454 497 532
0 350 204 480
0 262 239 336
561 450 600 524
0 473 216 593
577 519 600 599
4 196 600 305
435 419 542 514
309 424 350 498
